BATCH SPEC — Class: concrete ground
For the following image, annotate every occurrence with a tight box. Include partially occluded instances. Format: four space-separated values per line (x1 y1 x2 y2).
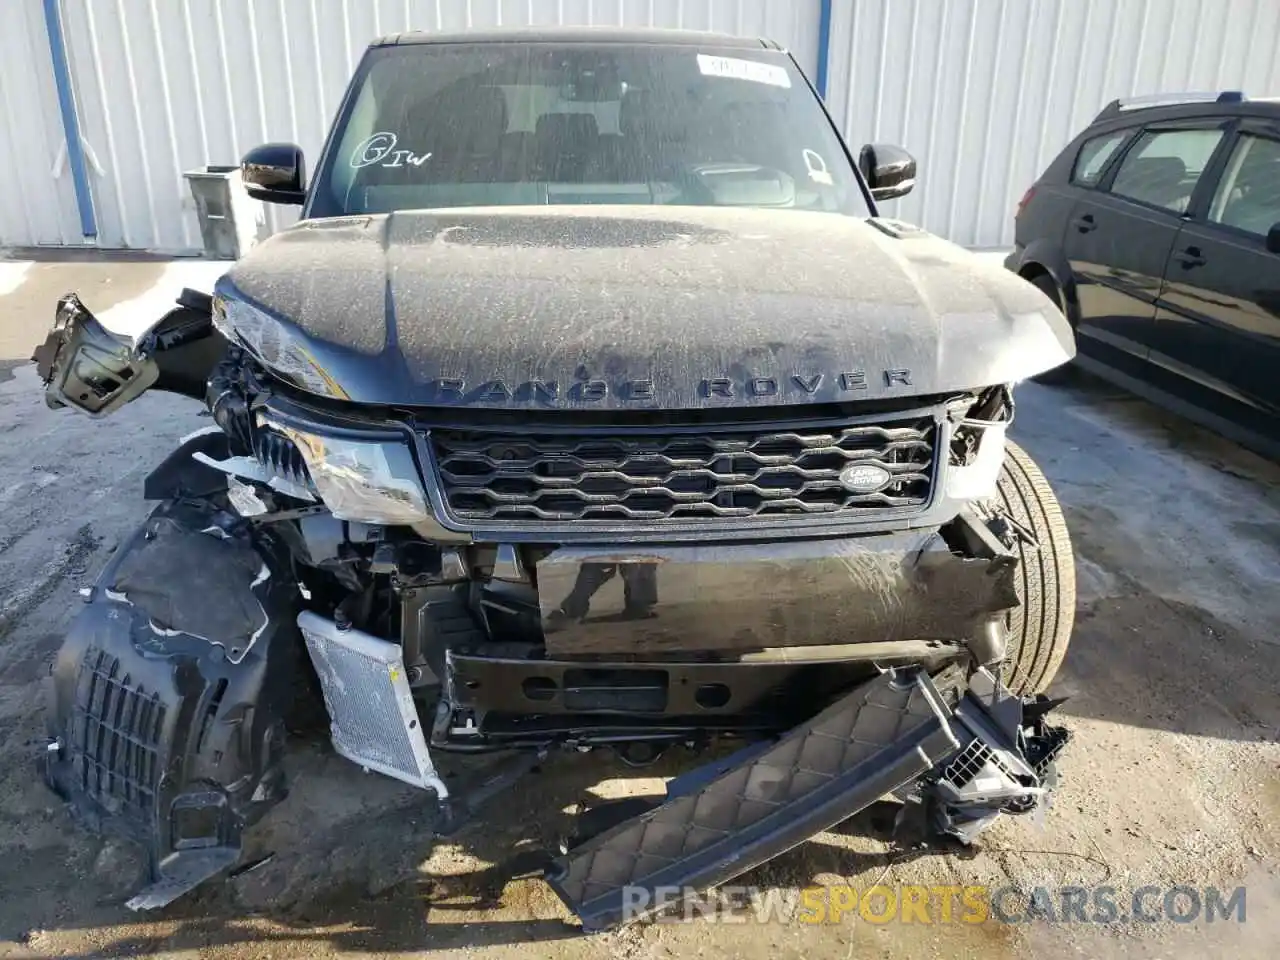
0 257 1277 959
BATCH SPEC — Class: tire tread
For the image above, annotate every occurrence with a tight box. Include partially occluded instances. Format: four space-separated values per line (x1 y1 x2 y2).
998 440 1076 694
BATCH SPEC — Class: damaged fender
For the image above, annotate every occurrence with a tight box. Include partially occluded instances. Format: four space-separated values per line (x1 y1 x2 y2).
43 498 299 910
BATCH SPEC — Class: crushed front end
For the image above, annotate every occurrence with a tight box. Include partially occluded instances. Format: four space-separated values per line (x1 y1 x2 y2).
31 206 1075 922
36 342 1074 921
244 380 1031 757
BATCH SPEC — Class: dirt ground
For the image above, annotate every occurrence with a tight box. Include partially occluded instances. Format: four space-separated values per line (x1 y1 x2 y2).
0 257 1277 959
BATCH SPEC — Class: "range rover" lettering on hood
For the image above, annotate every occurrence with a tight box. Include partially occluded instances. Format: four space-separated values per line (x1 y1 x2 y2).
417 370 914 405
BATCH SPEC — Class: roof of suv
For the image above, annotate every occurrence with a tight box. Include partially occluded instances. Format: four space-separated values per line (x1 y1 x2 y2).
374 26 783 50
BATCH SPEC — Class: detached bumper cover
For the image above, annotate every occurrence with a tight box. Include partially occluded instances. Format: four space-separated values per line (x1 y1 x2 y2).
42 500 297 910
547 666 1069 931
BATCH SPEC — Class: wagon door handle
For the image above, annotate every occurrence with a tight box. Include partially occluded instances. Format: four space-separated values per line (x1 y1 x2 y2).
1173 245 1206 268
1071 214 1097 233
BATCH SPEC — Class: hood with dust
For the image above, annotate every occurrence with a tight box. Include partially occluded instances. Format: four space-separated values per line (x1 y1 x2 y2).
218 205 1073 409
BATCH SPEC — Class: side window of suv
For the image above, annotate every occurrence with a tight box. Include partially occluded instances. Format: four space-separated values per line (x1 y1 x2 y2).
1207 134 1280 238
1108 127 1225 214
1071 130 1129 186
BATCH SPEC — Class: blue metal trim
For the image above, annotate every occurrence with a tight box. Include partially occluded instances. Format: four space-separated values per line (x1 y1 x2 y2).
41 0 97 237
815 0 834 100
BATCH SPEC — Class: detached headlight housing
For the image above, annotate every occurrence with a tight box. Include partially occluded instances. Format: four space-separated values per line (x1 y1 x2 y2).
258 414 430 525
946 419 1008 501
214 295 349 400
945 387 1013 501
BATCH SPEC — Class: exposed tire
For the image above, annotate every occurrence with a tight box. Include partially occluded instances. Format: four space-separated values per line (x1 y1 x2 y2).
1026 272 1077 384
998 440 1075 695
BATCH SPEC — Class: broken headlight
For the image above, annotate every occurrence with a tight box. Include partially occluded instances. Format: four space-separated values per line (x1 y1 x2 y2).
946 420 1007 500
213 296 349 400
945 387 1012 501
258 415 430 525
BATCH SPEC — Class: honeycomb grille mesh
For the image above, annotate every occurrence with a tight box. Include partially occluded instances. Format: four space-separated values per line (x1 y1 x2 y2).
429 417 937 523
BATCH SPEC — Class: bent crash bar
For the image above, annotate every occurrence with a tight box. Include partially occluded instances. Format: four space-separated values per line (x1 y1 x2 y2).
546 665 1069 932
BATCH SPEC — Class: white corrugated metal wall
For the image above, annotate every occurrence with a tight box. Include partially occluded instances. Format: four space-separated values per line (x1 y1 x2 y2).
826 0 1280 246
0 2 90 247
1 0 1277 251
50 0 820 251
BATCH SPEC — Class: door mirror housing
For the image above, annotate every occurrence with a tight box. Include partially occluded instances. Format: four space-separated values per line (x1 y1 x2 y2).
241 143 306 205
858 144 917 201
1267 222 1280 255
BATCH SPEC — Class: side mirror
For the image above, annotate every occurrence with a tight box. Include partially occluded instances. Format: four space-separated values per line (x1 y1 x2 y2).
858 143 917 201
1267 223 1280 255
241 143 306 205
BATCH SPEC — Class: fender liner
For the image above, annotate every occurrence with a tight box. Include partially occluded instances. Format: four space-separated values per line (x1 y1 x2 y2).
42 498 299 909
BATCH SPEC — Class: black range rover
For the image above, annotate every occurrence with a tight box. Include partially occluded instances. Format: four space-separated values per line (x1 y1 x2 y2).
33 28 1077 929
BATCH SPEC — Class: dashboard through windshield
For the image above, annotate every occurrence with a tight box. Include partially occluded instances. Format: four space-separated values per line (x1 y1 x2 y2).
308 41 870 218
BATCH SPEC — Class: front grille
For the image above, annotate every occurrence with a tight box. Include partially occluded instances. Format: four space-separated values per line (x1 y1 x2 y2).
429 415 937 524
70 648 166 820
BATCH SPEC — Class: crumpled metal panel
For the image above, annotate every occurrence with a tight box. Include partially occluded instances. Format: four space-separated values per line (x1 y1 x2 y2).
298 612 447 797
537 530 1018 656
546 668 962 930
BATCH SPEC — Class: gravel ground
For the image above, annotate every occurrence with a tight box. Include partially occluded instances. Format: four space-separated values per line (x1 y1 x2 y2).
0 258 1276 959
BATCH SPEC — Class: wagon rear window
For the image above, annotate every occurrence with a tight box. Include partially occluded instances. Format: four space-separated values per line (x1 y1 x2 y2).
1071 130 1130 186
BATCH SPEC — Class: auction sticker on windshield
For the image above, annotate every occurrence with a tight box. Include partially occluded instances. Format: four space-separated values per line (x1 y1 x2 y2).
696 54 791 88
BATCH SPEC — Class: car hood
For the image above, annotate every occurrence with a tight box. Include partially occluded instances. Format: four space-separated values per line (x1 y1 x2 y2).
219 206 1073 410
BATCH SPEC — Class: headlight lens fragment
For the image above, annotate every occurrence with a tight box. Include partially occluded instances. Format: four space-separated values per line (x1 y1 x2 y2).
214 295 349 400
260 416 431 525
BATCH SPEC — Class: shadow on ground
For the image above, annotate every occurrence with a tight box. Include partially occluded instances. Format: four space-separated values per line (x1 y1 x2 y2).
1011 373 1280 746
4 739 954 957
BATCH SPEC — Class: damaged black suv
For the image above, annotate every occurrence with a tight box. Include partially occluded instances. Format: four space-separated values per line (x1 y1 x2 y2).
32 28 1076 930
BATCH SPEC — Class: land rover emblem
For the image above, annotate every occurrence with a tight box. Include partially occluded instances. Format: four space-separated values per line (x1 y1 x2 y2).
839 463 893 493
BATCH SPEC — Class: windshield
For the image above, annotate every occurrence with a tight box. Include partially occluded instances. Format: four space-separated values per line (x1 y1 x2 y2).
308 42 870 218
